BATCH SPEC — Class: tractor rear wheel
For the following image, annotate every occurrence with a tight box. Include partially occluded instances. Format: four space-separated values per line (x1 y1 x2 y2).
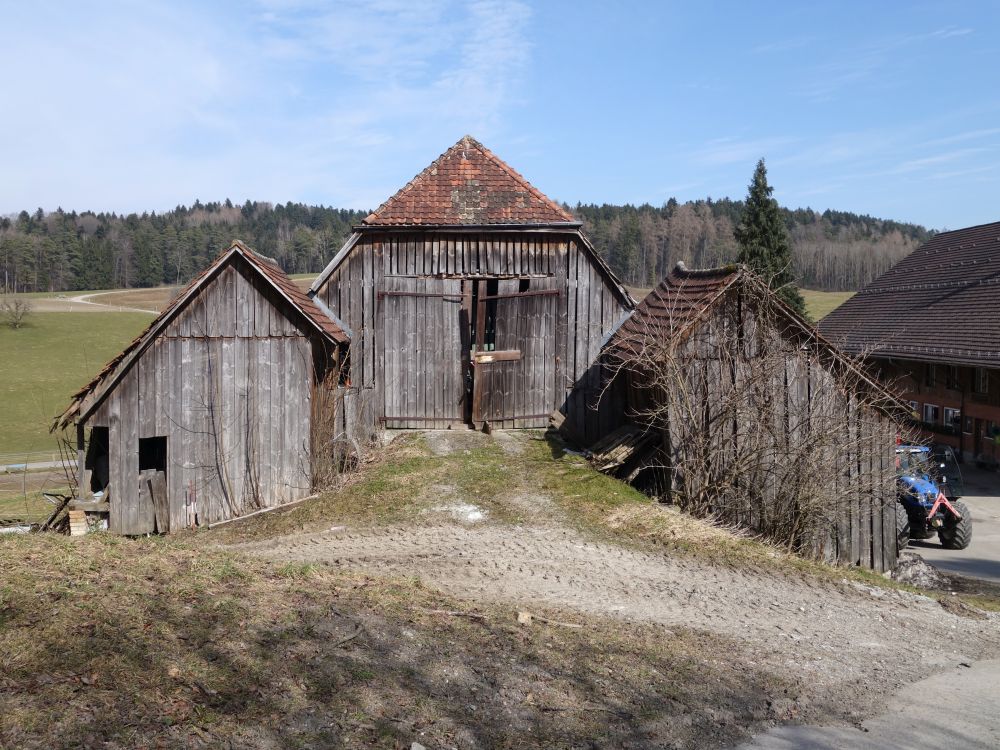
896 503 910 552
938 500 972 550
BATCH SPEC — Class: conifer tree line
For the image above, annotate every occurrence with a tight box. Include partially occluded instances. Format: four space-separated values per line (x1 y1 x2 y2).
0 201 368 294
0 195 930 294
576 197 930 292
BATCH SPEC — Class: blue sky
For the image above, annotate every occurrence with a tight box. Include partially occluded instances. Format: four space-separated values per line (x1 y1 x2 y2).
1 0 997 229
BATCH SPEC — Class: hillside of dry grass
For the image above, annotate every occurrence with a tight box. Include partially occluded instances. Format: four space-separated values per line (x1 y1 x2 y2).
2 430 999 749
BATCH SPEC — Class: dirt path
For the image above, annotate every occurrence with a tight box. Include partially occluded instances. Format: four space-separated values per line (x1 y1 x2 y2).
233 431 1000 727
28 290 160 313
67 290 160 313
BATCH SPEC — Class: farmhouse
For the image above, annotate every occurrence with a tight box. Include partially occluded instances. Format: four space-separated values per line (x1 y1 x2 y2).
600 263 907 570
819 221 1000 465
308 135 635 441
54 241 348 534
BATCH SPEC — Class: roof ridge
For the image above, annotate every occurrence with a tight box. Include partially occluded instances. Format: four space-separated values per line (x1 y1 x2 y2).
463 137 574 222
363 135 575 226
54 241 347 430
926 218 1000 238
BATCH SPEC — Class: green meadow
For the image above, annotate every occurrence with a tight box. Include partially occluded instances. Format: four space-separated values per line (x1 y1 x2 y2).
802 289 855 321
0 312 153 455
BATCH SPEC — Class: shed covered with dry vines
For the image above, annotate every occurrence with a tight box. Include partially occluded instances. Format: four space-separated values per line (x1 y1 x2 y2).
603 263 909 571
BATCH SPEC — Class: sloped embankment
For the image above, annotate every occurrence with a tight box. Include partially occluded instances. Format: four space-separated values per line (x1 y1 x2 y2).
231 430 1000 744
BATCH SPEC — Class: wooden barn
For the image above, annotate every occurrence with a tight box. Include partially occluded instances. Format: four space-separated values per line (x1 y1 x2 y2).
308 135 634 440
54 241 348 535
600 263 908 570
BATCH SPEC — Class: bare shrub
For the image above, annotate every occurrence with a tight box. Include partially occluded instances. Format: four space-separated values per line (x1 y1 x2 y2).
311 359 374 491
610 271 910 556
1 295 32 329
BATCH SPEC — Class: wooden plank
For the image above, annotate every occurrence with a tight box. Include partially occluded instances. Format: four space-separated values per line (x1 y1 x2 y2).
140 469 169 533
221 334 237 516
123 371 144 533
415 276 426 422
231 331 247 512
474 349 522 363
107 392 122 533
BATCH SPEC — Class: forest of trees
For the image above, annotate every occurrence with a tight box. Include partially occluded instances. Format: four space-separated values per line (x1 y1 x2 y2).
0 197 931 294
576 198 931 291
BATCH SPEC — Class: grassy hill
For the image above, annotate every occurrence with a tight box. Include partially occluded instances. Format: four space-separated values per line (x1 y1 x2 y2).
2 431 997 748
802 289 855 321
0 312 152 454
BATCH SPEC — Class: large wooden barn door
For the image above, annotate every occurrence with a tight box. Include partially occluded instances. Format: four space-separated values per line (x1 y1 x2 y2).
380 278 466 428
472 280 560 429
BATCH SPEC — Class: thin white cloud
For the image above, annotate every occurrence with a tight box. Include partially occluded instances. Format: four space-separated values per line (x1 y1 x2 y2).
798 25 976 101
752 36 813 54
0 0 534 214
691 136 801 166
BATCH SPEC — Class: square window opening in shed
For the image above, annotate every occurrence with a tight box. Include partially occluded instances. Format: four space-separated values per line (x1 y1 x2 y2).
139 436 168 473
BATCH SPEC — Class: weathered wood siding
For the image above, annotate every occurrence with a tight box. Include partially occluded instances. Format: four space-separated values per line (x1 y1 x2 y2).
314 231 629 433
621 298 899 572
87 261 317 534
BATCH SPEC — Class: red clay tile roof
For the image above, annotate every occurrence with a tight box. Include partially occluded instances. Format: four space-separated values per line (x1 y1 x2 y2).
238 244 349 345
818 221 1000 367
364 135 577 226
54 241 347 430
610 263 742 356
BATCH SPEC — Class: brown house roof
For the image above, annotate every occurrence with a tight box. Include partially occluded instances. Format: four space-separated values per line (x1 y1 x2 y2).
54 241 348 430
363 135 577 226
818 221 1000 367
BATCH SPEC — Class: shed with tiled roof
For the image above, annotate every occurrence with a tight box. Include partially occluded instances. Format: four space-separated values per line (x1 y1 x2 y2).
599 262 906 571
310 136 634 440
54 241 348 535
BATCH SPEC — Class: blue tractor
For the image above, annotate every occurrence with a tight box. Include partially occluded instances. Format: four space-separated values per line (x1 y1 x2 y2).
896 445 972 551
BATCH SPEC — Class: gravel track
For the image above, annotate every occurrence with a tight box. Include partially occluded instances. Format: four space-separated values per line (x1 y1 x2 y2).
238 515 1000 691
230 430 1000 723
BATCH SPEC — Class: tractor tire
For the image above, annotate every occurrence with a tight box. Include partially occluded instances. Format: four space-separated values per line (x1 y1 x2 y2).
938 500 973 550
896 503 911 552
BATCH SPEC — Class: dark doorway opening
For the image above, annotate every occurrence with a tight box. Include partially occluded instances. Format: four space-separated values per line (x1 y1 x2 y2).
85 426 110 494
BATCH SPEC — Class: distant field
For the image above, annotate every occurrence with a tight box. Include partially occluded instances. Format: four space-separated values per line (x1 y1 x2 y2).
627 286 854 321
88 277 314 313
802 289 854 321
0 312 153 454
88 287 179 311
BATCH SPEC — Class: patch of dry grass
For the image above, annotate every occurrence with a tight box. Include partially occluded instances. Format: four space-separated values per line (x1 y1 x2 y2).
0 532 797 749
215 433 539 543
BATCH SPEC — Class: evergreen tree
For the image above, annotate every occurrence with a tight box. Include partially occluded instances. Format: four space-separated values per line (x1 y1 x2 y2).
734 159 805 314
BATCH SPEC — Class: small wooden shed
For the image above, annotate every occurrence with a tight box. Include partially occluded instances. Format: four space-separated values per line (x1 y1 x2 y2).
54 241 349 534
603 263 908 570
309 135 635 441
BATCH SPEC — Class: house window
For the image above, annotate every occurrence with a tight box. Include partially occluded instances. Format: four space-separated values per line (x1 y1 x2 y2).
923 403 940 424
924 364 936 387
964 416 974 434
943 407 961 428
975 367 990 394
946 366 960 390
908 400 919 417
